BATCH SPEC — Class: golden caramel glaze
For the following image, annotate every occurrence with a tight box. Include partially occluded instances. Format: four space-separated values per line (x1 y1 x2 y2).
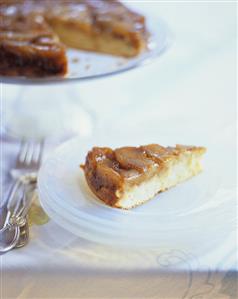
45 0 147 43
0 0 148 76
81 144 206 207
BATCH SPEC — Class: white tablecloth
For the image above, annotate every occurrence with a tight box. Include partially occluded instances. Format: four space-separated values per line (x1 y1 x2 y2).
1 2 237 298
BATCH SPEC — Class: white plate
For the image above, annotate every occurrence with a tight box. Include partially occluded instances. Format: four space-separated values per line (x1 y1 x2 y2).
0 16 172 85
38 130 236 252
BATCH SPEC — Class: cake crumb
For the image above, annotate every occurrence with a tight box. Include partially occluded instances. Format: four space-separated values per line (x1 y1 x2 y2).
72 57 80 63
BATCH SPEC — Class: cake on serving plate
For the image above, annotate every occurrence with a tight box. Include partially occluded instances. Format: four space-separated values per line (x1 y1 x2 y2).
0 0 149 77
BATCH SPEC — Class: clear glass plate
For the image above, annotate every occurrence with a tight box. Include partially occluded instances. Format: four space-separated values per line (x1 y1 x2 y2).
38 129 236 252
0 17 172 85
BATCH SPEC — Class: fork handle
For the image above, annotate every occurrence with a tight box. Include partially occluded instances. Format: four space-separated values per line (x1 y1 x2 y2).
0 225 20 254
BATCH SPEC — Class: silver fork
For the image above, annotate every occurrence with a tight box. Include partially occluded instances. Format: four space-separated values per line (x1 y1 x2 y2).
11 139 45 180
0 139 44 253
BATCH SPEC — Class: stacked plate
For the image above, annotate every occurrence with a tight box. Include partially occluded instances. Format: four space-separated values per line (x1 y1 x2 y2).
38 130 236 254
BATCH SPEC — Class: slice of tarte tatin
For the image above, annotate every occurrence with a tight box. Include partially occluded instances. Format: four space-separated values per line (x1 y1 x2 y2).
81 144 206 209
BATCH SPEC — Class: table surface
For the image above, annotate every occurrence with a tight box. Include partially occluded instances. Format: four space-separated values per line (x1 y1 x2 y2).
1 2 237 299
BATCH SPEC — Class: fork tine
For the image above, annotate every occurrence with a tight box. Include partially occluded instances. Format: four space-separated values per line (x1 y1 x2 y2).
17 139 35 166
38 139 45 165
16 139 27 166
33 141 44 165
32 139 45 167
25 142 34 166
32 142 40 164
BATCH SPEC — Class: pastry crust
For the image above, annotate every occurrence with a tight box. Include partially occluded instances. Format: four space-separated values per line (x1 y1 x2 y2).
81 144 206 209
0 0 148 77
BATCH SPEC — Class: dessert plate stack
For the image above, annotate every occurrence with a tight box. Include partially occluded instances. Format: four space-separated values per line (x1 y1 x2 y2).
38 129 236 254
